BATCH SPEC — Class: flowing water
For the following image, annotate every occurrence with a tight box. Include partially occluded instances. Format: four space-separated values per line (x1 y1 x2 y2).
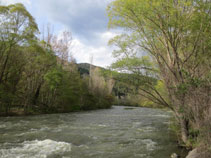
0 106 186 158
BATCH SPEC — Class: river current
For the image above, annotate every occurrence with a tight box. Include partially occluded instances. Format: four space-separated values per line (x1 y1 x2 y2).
0 106 186 158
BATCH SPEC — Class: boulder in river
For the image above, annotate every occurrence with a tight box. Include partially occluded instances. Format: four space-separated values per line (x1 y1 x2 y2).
171 153 178 158
186 148 200 158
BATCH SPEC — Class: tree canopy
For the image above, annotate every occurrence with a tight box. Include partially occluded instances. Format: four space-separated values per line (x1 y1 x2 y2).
107 0 211 154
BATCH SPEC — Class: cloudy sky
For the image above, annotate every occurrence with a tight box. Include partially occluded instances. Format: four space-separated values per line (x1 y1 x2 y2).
1 0 117 67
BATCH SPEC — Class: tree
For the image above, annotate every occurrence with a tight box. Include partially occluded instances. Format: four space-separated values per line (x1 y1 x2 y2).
89 67 115 108
107 0 211 152
0 3 38 83
0 3 114 116
109 34 169 108
0 3 38 113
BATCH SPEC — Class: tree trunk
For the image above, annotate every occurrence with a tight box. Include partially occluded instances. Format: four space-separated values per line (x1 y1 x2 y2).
180 117 189 145
33 83 42 105
0 54 9 84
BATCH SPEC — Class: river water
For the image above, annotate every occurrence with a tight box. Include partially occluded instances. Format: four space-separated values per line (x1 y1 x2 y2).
0 106 186 158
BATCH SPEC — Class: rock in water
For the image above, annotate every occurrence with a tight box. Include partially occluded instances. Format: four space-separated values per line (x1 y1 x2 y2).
186 148 200 158
171 153 178 158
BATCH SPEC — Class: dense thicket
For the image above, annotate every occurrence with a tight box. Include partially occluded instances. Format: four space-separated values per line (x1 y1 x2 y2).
107 0 211 156
0 3 113 116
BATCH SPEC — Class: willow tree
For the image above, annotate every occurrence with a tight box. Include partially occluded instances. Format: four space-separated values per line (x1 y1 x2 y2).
107 0 211 150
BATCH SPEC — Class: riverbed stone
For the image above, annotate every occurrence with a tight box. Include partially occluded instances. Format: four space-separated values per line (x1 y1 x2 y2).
171 153 178 158
186 148 200 158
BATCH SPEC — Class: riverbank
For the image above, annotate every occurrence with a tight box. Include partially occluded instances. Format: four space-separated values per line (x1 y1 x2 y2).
0 105 113 117
0 102 167 117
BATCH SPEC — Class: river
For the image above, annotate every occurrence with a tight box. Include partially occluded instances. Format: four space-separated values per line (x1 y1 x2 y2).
0 106 186 158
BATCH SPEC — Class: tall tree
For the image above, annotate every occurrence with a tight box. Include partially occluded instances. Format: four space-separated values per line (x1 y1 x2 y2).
0 3 38 83
107 0 211 152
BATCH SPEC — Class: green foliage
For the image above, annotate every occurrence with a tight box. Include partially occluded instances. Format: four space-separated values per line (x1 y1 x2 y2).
0 3 113 116
107 0 211 151
112 56 158 73
44 68 63 90
141 100 154 108
0 3 38 43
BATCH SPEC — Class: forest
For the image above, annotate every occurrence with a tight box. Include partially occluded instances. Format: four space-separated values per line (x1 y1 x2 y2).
0 3 114 116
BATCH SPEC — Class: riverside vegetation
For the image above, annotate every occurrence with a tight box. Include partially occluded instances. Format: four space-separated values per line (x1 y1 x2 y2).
107 0 211 157
0 1 210 158
0 3 114 116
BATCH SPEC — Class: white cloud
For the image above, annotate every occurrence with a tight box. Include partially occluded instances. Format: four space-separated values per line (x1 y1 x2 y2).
70 31 118 67
71 37 115 68
101 31 117 40
1 0 31 5
34 0 110 39
0 0 119 68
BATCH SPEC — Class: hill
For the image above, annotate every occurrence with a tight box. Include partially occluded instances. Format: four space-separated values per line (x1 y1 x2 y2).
77 63 104 75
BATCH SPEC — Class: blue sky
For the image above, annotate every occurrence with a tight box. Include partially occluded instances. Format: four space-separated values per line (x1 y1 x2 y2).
1 0 117 67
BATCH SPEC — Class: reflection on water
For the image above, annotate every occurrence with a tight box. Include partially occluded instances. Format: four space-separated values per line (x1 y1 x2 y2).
0 106 186 158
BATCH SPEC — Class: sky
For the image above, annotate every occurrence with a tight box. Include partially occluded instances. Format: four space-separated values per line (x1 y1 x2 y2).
1 0 117 67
